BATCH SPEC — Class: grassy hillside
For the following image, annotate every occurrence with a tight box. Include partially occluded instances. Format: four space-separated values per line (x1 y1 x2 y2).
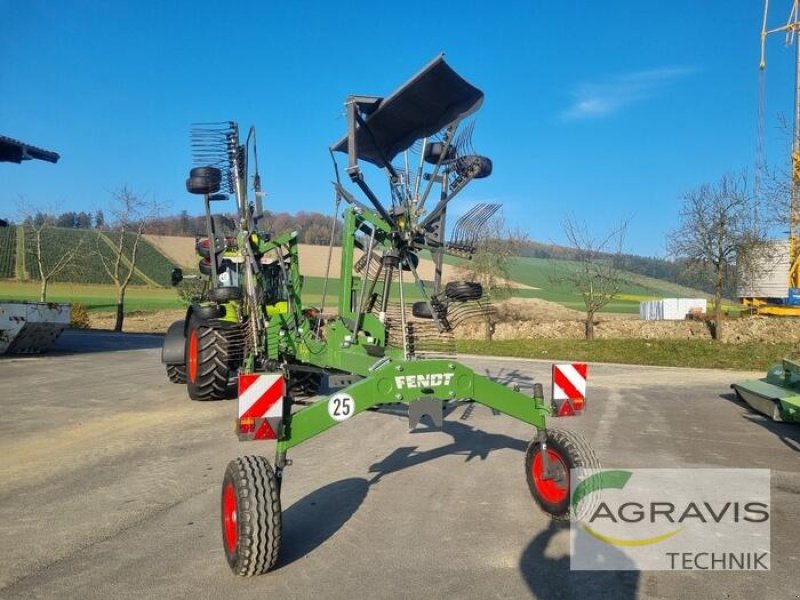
443 255 709 314
0 225 712 316
0 226 175 286
0 226 16 278
0 275 420 313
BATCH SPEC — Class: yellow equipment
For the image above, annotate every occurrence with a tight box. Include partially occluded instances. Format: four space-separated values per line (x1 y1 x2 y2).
743 0 800 315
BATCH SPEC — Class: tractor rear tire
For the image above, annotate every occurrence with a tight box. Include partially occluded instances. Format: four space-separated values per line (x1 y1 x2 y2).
185 319 235 401
166 364 186 384
221 455 282 576
524 429 600 521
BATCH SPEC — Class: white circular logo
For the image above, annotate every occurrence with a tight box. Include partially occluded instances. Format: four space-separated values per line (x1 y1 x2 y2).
328 393 355 422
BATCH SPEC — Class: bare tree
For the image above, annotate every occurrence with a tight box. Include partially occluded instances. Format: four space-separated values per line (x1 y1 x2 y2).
456 215 527 340
18 202 87 301
551 218 628 340
95 187 159 331
667 173 767 341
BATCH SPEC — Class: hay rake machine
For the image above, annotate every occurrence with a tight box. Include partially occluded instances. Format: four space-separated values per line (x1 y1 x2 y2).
160 55 599 576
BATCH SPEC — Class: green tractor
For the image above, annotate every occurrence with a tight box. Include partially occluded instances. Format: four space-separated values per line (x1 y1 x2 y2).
160 55 600 576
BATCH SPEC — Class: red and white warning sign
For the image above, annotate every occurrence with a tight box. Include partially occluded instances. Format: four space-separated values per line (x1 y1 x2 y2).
237 373 285 440
552 363 587 416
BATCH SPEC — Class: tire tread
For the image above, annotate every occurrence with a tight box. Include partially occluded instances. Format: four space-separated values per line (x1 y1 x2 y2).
187 323 234 401
166 364 186 384
525 428 600 521
223 455 281 576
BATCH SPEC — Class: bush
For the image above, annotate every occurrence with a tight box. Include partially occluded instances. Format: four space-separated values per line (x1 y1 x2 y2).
176 276 207 306
70 303 91 328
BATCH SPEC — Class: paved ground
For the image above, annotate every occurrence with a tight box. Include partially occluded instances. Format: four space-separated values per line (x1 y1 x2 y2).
0 330 798 600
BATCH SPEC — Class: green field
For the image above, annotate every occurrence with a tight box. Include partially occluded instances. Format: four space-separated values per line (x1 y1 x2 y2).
440 254 710 314
0 225 714 316
456 338 791 371
0 281 183 312
507 256 708 313
0 264 711 316
0 274 433 314
0 279 783 371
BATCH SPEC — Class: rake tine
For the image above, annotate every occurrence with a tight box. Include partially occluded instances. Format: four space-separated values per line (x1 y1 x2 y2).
453 121 475 156
189 122 240 194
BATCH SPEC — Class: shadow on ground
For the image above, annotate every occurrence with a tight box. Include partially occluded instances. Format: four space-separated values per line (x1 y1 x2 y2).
520 521 640 600
278 477 370 568
367 417 528 483
277 415 530 569
49 329 163 355
719 391 800 453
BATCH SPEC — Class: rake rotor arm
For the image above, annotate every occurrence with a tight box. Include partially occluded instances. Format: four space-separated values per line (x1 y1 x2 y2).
420 166 493 232
417 123 458 211
333 182 395 237
354 177 395 227
402 253 450 333
343 96 397 226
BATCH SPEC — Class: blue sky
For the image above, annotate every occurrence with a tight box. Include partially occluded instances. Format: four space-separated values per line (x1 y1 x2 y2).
1 1 794 257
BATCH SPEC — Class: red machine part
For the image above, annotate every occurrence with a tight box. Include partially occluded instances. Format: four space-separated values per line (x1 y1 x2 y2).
552 363 587 417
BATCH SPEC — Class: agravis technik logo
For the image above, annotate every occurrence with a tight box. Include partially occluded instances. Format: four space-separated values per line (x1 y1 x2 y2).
570 469 770 571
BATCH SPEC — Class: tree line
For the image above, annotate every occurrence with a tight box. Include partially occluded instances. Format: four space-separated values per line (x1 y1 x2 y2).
23 210 106 230
16 208 340 246
519 240 714 296
145 210 340 245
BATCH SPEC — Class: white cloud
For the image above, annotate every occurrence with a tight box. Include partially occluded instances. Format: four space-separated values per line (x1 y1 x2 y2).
562 67 695 120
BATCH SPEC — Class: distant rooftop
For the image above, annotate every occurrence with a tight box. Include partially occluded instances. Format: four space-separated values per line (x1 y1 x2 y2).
0 135 60 164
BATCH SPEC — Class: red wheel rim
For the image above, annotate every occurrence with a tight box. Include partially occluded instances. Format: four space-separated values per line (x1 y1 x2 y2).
187 329 198 383
532 448 569 504
222 482 238 554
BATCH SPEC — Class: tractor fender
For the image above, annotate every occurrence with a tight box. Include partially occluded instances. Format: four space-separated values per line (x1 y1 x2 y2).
161 319 187 365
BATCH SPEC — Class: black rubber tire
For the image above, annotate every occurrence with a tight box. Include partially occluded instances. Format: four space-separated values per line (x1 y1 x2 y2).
194 303 226 320
221 455 282 576
186 175 221 195
185 319 235 401
455 155 493 179
402 252 420 271
190 166 222 179
412 301 433 319
208 286 242 303
411 300 448 320
524 429 600 521
166 364 186 384
196 237 226 259
423 141 456 164
198 257 228 277
444 280 483 301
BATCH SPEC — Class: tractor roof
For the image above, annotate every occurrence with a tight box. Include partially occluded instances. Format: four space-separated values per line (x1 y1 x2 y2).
0 135 60 164
330 55 483 167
